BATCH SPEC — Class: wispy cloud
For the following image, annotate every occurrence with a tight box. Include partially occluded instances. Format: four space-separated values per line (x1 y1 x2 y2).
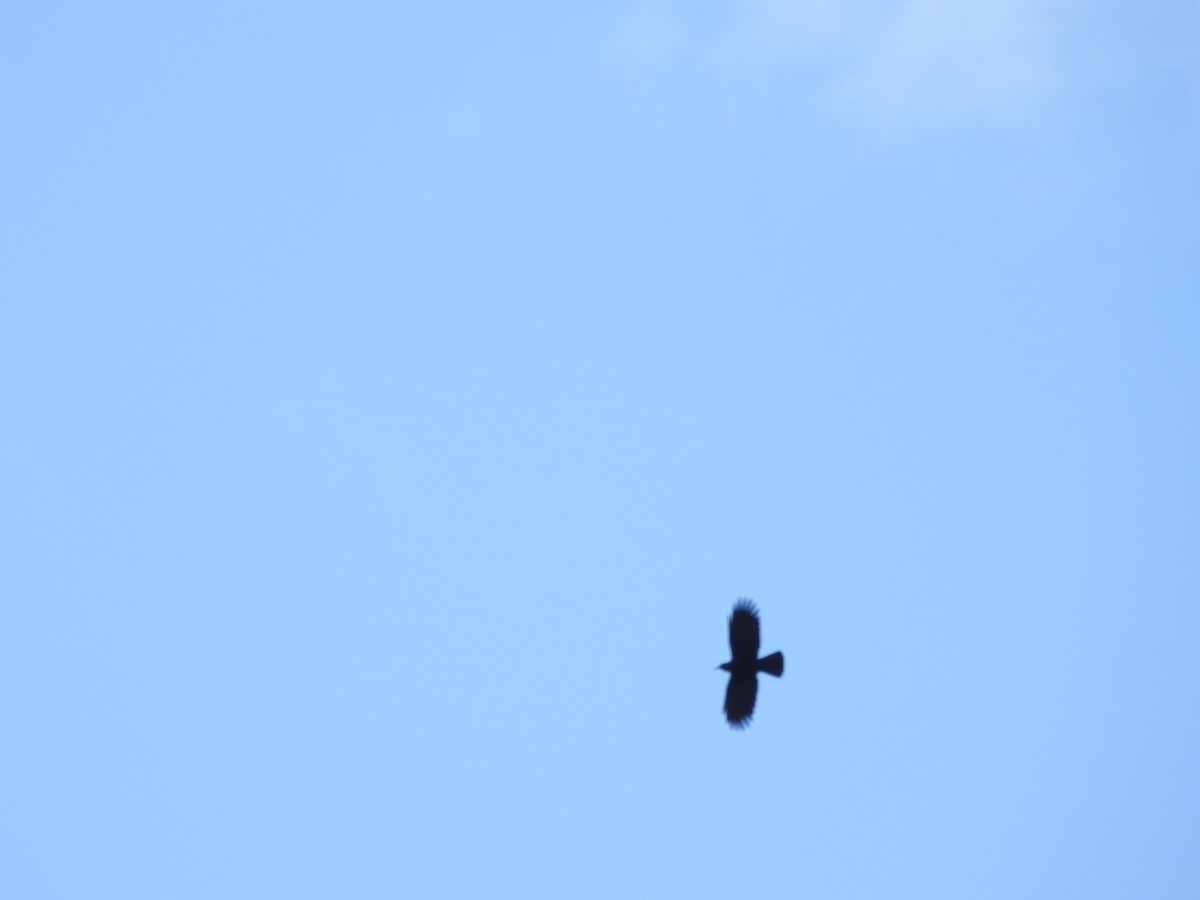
844 0 1052 121
606 0 1056 123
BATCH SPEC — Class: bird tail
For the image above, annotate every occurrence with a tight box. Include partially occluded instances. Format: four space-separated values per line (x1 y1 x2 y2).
757 651 784 677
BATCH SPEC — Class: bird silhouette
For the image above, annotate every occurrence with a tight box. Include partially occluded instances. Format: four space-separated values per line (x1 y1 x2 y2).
718 600 784 729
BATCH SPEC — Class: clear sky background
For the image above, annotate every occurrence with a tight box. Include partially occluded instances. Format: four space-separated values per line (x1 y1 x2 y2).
3 3 1198 898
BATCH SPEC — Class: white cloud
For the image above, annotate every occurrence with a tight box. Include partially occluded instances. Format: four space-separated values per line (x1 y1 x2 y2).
844 0 1052 121
606 0 1056 123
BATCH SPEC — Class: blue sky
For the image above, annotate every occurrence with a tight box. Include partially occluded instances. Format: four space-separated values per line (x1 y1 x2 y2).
2 2 1198 897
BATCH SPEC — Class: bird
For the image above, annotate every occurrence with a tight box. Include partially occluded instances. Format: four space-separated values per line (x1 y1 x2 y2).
718 599 784 729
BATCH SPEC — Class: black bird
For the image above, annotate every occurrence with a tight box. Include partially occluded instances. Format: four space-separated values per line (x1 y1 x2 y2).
718 599 784 729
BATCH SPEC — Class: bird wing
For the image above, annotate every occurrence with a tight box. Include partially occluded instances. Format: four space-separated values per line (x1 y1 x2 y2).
728 599 761 662
724 672 758 729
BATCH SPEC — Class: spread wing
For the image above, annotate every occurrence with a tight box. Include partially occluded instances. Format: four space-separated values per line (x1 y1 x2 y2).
728 599 761 664
724 672 758 729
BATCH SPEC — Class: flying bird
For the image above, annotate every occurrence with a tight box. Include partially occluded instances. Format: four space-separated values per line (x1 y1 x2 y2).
718 599 784 729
